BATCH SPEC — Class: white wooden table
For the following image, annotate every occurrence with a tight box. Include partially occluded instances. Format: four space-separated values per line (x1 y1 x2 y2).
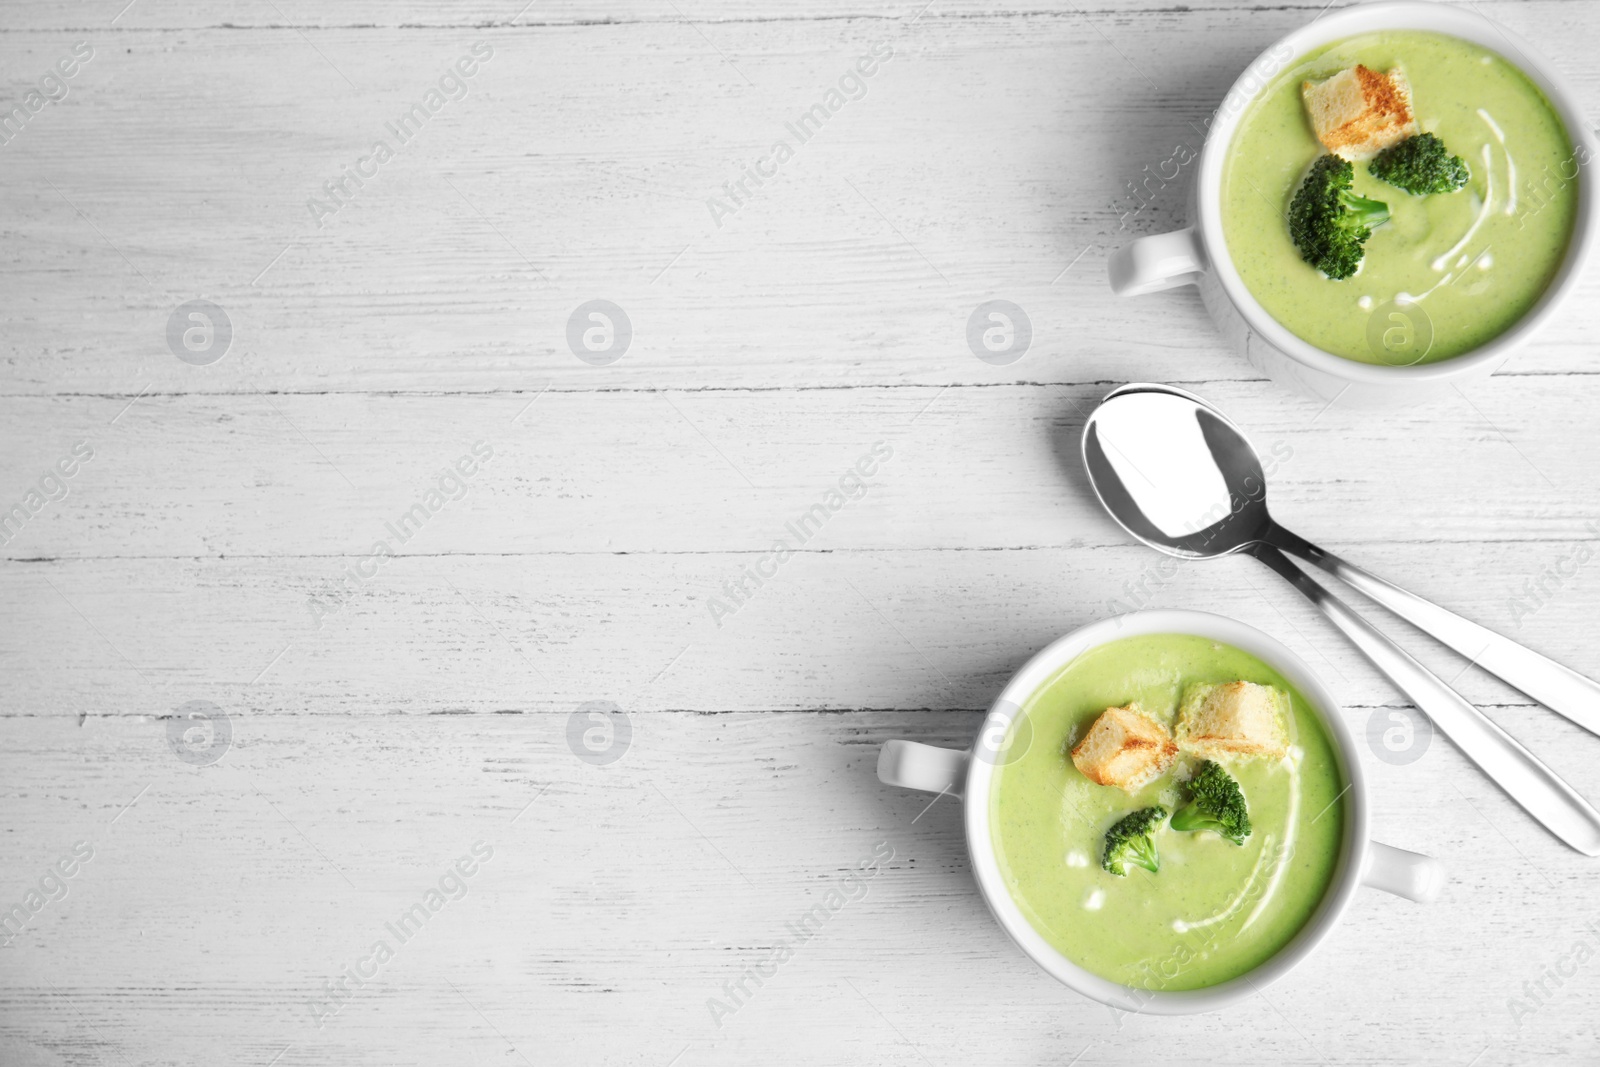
3 0 1599 1062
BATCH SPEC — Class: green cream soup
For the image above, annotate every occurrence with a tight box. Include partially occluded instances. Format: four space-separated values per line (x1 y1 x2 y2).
990 634 1346 990
1222 31 1579 364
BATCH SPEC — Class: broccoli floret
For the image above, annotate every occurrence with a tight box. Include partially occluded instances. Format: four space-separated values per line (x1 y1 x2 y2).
1369 133 1470 196
1288 154 1391 280
1170 761 1252 845
1101 806 1167 877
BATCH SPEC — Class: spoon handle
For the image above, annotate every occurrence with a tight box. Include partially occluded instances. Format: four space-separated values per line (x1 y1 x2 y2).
1250 543 1600 857
1265 521 1600 738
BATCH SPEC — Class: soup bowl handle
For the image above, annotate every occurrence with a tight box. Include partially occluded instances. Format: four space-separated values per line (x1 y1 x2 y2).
1108 226 1207 297
1360 840 1445 903
878 740 968 799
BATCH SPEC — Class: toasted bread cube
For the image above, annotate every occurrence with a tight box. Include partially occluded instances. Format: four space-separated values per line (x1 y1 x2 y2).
1070 703 1178 793
1175 681 1290 760
1302 65 1418 160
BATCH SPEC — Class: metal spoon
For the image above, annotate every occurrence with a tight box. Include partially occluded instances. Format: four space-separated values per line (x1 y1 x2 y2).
1080 383 1600 856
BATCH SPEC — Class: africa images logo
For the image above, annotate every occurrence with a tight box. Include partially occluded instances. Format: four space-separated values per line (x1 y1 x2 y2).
306 442 494 629
306 43 495 228
705 42 895 229
307 842 495 1028
706 441 892 627
0 42 94 149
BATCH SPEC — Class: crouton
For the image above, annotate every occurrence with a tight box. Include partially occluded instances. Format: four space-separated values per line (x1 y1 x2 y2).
1175 681 1290 760
1070 703 1178 793
1302 65 1418 160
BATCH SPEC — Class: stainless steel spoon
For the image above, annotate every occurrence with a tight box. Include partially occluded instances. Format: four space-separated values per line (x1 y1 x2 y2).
1081 383 1600 856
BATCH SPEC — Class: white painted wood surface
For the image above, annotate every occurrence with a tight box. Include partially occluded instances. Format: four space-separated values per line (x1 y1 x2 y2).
3 1 1599 1063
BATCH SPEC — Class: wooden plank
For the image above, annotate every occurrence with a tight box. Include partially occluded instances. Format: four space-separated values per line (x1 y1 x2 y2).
1 377 1597 563
0 709 1594 1065
5 535 1600 717
2 6 1597 394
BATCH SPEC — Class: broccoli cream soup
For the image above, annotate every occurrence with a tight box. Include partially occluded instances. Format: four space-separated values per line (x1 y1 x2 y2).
1222 31 1579 364
990 634 1346 991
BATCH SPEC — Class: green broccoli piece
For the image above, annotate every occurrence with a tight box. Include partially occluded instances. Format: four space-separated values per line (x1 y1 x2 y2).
1288 154 1391 280
1368 133 1470 196
1170 761 1252 845
1101 806 1167 877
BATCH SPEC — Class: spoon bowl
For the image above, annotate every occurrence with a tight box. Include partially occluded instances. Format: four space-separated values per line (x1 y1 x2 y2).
1082 384 1271 559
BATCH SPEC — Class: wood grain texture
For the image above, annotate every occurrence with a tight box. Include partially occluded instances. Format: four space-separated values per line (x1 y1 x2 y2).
4 0 1600 1064
3 2 1598 395
1 712 1596 1065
